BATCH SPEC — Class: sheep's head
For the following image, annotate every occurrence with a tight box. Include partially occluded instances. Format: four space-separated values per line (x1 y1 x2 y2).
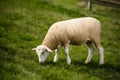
32 45 52 63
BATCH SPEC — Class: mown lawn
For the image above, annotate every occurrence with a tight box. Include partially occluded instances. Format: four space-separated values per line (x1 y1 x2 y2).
0 0 120 80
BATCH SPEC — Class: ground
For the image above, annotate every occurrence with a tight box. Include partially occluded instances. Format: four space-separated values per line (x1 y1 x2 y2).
0 0 120 80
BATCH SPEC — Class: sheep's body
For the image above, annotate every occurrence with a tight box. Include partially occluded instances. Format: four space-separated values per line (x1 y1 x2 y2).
42 17 101 49
33 17 104 64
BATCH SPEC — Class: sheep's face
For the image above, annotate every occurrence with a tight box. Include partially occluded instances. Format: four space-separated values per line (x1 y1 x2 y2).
32 45 52 63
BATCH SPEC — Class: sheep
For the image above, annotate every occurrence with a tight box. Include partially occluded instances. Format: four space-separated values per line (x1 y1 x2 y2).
32 17 104 65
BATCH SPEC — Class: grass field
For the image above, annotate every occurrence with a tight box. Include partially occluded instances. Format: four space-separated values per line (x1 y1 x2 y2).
0 0 120 80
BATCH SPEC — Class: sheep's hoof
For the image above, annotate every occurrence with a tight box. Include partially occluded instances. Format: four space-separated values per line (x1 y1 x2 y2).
84 61 89 64
67 61 71 64
84 62 88 64
67 63 71 65
99 62 104 65
53 60 57 63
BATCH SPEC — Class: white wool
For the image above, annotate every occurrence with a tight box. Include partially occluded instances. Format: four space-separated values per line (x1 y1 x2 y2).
42 17 101 50
34 17 104 64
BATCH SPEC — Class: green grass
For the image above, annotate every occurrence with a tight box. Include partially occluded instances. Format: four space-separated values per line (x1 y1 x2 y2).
0 0 120 80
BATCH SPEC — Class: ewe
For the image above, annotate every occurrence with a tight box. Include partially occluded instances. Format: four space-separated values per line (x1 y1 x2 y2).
32 17 104 65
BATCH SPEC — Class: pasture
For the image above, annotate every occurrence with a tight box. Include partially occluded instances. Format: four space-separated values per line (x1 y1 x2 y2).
0 0 120 80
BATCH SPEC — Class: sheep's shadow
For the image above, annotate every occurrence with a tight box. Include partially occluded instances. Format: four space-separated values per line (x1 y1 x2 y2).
41 60 120 79
73 61 120 79
43 60 120 71
44 60 120 74
72 60 120 72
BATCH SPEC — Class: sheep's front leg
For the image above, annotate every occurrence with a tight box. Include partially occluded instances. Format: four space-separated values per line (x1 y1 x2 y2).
64 42 71 64
53 45 61 63
53 49 59 62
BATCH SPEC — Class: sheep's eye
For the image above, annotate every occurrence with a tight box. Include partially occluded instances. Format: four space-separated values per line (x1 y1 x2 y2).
44 49 48 52
41 52 45 55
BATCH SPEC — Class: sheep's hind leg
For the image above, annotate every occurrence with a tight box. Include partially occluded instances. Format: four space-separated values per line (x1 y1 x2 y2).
64 42 71 64
94 39 104 65
97 46 104 65
85 41 94 64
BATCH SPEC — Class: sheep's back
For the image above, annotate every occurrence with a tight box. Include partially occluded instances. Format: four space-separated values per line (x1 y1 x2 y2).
46 17 101 46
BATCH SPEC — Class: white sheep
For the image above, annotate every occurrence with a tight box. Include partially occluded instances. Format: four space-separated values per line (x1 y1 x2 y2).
32 17 104 65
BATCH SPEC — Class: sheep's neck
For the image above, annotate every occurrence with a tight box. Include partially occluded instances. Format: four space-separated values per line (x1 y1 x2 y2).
42 38 57 50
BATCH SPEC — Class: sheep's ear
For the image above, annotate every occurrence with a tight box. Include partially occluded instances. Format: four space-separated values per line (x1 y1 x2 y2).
46 48 53 52
32 48 36 50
